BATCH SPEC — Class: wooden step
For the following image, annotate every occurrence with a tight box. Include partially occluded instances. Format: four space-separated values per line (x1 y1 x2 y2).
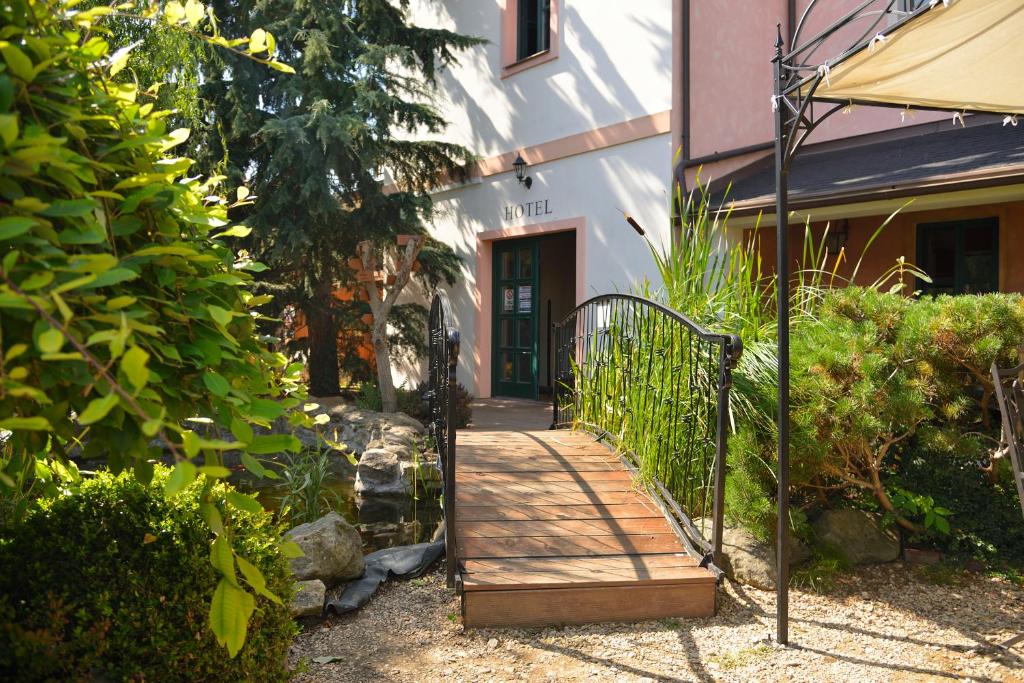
457 517 673 538
458 533 683 558
456 488 653 507
462 582 716 628
457 502 662 521
462 554 705 590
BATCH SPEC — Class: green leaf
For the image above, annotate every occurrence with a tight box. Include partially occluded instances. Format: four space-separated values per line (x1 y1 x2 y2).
0 113 17 147
198 465 231 478
200 501 225 534
279 539 304 559
121 345 149 391
248 399 285 421
142 418 162 437
207 304 233 327
212 225 252 239
40 198 98 217
184 0 205 27
247 434 301 455
248 28 268 54
226 491 263 515
210 536 236 581
202 372 231 397
0 216 36 240
160 127 191 153
77 392 119 425
231 418 255 444
209 578 255 658
0 416 51 431
164 461 197 498
37 327 64 354
1 45 34 82
182 430 201 458
236 554 282 605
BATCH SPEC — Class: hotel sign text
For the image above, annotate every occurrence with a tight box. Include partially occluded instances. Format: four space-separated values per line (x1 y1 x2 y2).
503 199 553 222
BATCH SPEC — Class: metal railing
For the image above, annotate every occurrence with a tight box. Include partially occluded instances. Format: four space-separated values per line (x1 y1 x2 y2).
551 294 742 569
992 359 1024 521
427 292 460 588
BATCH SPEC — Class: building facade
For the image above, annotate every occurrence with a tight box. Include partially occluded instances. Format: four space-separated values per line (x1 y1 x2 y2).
407 0 1024 399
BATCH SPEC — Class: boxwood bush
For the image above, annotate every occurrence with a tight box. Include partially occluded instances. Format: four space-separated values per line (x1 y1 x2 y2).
0 467 297 682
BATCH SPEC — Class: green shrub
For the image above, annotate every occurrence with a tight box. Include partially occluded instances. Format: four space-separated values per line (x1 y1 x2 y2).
0 468 297 682
357 381 473 429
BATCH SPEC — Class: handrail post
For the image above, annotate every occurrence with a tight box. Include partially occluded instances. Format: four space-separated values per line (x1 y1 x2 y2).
711 336 739 562
445 329 460 589
550 321 559 429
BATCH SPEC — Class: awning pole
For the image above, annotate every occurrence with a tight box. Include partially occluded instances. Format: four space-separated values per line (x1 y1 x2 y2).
772 24 791 647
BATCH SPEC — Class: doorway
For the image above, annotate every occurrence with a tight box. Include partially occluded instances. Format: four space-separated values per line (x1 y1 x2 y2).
492 232 576 399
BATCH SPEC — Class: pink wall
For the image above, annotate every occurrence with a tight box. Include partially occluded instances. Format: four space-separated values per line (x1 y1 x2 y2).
686 0 945 186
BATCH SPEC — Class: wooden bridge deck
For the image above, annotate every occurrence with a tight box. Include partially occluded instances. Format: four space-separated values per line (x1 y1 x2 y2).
456 399 716 628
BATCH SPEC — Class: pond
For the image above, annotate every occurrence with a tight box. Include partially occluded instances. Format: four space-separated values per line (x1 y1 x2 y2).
234 463 443 555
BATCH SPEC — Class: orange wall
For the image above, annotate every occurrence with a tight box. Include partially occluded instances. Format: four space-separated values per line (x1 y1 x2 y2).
748 201 1024 294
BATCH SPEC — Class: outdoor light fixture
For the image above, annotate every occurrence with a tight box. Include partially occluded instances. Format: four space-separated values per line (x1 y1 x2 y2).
512 154 533 189
825 219 849 255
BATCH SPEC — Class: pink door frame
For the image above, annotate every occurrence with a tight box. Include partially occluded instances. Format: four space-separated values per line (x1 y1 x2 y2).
475 217 587 398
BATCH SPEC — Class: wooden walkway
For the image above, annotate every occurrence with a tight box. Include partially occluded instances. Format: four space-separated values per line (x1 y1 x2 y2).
456 399 716 628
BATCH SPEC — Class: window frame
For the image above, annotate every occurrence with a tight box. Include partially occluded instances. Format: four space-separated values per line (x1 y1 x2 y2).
915 217 1000 296
501 0 559 79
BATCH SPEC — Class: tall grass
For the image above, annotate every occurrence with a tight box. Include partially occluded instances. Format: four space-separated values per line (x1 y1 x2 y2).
568 174 928 540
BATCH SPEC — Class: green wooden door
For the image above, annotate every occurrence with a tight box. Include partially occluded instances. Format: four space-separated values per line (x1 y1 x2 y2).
493 239 539 398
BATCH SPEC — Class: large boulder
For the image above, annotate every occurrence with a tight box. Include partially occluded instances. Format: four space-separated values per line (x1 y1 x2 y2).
286 512 365 584
812 509 900 565
713 522 809 591
290 579 326 618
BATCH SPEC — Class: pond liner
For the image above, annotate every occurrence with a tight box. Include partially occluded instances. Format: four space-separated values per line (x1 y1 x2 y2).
325 539 445 614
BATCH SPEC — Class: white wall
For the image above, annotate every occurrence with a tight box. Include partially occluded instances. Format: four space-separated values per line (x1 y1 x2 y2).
396 1 676 396
409 0 673 155
425 134 675 396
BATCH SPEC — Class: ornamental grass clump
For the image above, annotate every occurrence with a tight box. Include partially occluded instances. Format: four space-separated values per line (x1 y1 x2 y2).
0 467 297 682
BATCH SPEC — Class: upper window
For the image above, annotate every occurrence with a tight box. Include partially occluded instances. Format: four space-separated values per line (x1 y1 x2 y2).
916 217 999 295
517 0 551 61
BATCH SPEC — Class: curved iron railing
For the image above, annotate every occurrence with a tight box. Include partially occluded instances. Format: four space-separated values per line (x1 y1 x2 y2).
427 292 460 588
552 294 742 568
992 360 1024 520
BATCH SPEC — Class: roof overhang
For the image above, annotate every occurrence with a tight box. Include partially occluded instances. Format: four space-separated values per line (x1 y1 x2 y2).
802 0 1024 115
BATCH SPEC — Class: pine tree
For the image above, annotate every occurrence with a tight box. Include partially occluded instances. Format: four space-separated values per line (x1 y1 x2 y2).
198 0 479 396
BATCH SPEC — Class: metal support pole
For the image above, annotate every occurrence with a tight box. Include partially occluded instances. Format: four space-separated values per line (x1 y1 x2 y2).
772 25 791 647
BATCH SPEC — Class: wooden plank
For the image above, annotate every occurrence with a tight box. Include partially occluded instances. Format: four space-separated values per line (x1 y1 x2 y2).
456 503 662 521
456 489 650 507
458 533 684 558
463 583 716 627
457 517 673 538
462 566 713 591
458 479 639 495
458 470 634 484
463 554 698 574
458 458 623 473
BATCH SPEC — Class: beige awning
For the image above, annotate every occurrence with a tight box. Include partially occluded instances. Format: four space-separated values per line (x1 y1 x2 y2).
803 0 1024 115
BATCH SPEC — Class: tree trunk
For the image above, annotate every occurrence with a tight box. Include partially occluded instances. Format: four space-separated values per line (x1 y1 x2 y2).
305 291 340 397
372 320 397 412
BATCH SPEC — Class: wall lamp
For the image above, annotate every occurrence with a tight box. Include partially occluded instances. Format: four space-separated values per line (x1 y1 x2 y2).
512 154 533 189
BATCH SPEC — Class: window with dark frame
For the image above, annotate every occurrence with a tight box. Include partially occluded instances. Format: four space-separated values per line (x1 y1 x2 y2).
915 217 999 296
517 0 551 62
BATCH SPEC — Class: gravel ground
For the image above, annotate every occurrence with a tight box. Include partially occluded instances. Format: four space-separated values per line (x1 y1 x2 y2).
290 564 1024 682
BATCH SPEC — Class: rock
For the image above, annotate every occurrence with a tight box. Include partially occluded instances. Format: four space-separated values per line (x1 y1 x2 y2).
713 521 809 591
290 579 326 618
355 448 407 495
812 509 900 565
286 512 365 583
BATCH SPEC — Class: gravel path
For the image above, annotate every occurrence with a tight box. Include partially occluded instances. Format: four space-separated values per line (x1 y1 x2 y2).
290 564 1024 682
